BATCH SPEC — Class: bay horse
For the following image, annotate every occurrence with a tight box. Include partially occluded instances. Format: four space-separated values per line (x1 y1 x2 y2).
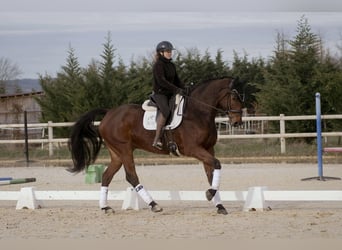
68 77 244 215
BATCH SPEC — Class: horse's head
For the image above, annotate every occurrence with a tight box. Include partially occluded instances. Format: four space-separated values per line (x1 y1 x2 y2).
226 89 244 126
188 77 244 126
218 79 244 127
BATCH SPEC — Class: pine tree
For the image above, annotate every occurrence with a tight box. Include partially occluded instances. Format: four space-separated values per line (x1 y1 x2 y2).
175 49 230 84
125 58 153 104
82 59 103 109
37 46 84 125
256 32 298 116
99 32 117 108
256 16 328 138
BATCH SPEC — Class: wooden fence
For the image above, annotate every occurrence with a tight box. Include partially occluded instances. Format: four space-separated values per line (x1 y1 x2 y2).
1 114 342 156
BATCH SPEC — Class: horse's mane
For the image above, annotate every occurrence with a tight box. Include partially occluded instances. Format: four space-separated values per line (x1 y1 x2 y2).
188 76 235 93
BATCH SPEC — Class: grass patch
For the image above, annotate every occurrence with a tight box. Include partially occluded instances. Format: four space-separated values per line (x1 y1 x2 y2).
0 138 326 161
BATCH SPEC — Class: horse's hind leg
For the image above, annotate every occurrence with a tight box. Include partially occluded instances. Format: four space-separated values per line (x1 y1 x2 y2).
121 152 163 213
99 148 122 213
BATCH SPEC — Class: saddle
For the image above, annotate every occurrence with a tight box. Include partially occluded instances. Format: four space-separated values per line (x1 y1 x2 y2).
142 94 185 130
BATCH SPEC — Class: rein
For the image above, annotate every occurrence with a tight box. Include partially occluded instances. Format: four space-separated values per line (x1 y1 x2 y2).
184 88 243 115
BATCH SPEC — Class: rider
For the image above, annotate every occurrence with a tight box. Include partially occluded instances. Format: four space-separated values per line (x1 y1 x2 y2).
151 41 185 150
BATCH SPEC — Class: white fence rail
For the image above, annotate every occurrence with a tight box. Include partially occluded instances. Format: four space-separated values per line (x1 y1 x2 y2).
2 186 342 211
1 114 342 155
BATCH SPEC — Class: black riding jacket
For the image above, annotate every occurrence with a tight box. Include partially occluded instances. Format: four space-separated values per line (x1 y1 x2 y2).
152 56 184 96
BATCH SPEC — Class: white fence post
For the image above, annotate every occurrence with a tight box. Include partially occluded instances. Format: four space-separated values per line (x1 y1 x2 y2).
279 114 286 154
48 121 53 156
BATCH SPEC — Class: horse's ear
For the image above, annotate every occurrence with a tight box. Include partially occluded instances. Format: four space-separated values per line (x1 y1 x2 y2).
229 77 238 89
228 79 233 89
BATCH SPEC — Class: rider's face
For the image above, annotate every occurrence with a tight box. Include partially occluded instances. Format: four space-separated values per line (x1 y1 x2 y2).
161 50 172 59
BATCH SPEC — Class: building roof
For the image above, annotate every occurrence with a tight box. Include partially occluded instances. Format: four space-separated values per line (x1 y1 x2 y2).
0 91 44 100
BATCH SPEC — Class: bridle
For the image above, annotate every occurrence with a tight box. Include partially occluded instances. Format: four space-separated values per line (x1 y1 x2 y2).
225 89 243 115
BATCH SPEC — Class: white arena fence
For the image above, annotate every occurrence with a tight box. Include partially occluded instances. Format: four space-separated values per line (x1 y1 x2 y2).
1 114 342 155
1 186 342 211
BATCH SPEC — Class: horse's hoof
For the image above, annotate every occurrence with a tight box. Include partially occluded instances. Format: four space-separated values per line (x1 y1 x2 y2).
101 206 115 214
205 188 217 201
150 202 163 212
151 205 163 212
216 204 228 215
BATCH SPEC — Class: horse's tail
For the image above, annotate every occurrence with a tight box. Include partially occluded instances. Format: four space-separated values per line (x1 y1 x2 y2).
68 108 109 173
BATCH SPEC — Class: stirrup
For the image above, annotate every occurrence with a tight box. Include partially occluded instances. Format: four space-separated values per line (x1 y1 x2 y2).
152 141 163 150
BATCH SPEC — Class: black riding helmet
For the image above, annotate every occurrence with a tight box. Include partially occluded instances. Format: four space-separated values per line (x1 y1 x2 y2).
156 41 175 52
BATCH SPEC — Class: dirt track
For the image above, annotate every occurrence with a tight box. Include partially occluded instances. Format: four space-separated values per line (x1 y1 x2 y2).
1 163 342 239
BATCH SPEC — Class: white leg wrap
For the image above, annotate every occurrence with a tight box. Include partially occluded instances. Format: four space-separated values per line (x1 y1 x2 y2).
211 169 221 190
135 184 153 205
99 186 109 208
212 191 222 206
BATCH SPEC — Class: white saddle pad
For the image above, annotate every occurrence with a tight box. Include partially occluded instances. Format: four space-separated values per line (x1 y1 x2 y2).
143 96 185 130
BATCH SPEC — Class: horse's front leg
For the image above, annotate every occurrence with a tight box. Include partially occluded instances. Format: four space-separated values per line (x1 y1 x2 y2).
191 147 228 215
204 157 221 200
203 160 227 215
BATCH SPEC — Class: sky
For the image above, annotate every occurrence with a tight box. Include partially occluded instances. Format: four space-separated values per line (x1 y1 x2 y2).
1 0 342 79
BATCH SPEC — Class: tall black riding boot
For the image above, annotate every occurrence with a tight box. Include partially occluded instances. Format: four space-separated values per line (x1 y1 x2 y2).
152 114 166 150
